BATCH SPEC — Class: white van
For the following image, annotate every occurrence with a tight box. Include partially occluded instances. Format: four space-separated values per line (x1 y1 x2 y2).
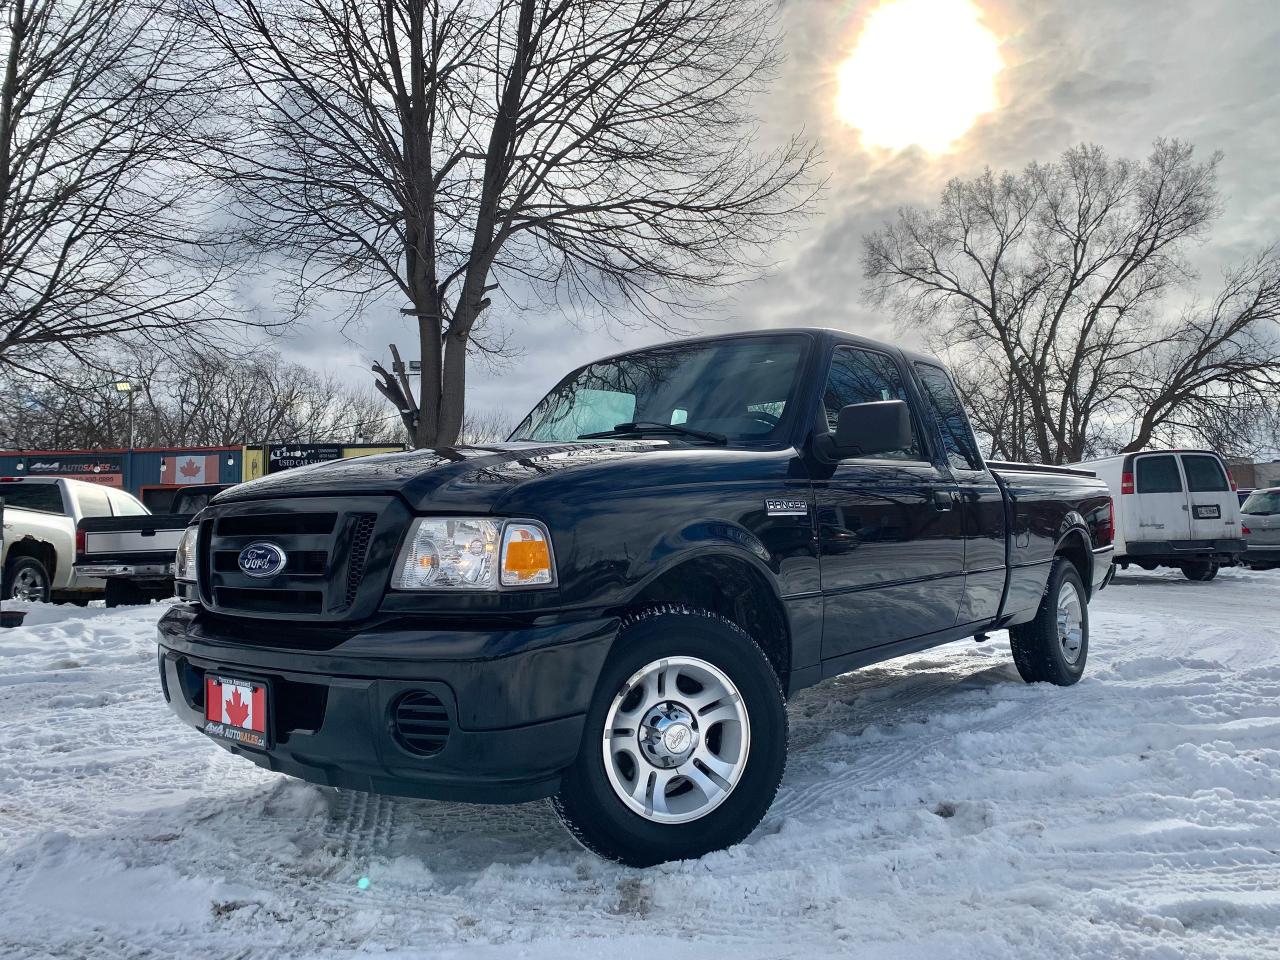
1073 449 1245 581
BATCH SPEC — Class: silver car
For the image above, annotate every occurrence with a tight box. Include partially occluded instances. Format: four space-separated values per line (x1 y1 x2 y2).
1241 488 1280 570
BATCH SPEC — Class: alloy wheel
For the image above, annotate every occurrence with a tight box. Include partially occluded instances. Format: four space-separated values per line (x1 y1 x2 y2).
1056 578 1084 664
601 655 751 824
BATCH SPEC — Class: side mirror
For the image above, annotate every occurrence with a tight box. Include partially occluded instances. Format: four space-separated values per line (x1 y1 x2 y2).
825 400 913 459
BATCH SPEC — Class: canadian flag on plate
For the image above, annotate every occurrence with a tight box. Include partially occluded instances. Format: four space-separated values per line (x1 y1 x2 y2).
205 676 266 734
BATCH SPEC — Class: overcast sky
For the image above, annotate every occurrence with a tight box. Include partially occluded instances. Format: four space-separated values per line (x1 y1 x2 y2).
268 0 1280 427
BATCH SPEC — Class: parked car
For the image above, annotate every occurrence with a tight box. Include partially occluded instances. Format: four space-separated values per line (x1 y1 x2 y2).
157 328 1114 866
76 484 232 607
0 476 146 602
1240 487 1280 570
1073 449 1244 580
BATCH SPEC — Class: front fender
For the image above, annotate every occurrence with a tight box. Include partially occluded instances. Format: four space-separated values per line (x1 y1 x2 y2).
627 518 779 603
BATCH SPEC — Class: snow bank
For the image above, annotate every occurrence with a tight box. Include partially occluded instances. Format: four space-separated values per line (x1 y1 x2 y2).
1 570 1277 959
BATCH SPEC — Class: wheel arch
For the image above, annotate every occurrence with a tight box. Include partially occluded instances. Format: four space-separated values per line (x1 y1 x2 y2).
5 536 57 582
618 549 792 687
1054 526 1092 596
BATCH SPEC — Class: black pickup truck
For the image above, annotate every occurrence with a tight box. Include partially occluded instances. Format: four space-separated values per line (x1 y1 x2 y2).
158 329 1113 865
77 484 231 606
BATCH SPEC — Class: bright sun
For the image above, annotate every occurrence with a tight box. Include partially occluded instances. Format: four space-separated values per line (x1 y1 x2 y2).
835 0 1002 153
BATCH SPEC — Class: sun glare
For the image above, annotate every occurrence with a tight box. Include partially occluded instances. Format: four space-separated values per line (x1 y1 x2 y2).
835 0 1002 153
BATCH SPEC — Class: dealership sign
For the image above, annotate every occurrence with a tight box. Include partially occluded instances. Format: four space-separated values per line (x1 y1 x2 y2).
267 444 343 473
25 456 123 487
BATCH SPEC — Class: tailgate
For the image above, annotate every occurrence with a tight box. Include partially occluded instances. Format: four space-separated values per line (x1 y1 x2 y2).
77 515 190 562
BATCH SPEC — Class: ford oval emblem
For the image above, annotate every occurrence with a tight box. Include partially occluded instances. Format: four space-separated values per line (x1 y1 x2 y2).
237 541 287 578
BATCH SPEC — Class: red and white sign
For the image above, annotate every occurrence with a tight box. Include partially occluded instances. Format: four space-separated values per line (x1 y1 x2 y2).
163 454 220 485
204 676 267 747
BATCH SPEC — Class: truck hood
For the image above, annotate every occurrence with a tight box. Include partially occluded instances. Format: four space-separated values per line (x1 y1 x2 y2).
215 440 692 512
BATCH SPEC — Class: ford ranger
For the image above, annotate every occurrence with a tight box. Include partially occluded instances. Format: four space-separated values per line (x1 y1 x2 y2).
158 329 1114 865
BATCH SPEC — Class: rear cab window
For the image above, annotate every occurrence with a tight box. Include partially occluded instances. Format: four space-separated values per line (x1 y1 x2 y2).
107 490 149 516
1135 455 1183 493
913 363 983 472
1180 454 1230 492
74 485 113 518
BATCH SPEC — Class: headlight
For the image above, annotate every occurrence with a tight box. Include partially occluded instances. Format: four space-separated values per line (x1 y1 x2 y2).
175 525 199 583
392 518 556 591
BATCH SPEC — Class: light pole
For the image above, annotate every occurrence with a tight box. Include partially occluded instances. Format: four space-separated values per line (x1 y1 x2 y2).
114 381 135 449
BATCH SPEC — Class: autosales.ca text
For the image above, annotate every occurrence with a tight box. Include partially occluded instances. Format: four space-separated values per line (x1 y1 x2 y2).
204 721 267 749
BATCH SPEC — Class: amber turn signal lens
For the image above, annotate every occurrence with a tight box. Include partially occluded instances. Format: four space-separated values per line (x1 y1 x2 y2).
504 540 549 576
500 523 555 586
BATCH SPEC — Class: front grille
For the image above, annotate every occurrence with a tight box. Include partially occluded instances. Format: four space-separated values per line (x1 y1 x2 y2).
392 691 451 756
215 586 323 614
216 513 336 537
195 495 403 622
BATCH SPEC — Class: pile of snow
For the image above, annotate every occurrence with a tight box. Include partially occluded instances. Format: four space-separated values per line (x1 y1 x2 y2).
1 571 1278 959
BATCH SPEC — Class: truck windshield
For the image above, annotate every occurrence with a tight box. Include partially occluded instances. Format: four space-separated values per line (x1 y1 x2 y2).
511 335 808 445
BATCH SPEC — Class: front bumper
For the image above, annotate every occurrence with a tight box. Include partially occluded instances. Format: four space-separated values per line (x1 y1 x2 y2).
157 603 617 803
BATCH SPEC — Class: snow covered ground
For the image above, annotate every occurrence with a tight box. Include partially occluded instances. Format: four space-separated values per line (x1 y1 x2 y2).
2 568 1279 960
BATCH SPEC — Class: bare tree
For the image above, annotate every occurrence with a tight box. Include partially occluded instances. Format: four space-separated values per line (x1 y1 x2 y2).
195 0 818 448
0 0 251 374
863 141 1280 463
0 346 405 448
460 406 513 445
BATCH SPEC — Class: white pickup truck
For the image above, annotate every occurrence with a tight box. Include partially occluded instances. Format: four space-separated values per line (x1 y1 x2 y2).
0 477 148 602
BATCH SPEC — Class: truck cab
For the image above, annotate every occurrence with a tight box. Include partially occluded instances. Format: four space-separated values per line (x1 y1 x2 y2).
158 328 1113 865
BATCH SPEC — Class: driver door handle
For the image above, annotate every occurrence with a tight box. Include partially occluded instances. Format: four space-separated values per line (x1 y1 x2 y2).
933 490 956 511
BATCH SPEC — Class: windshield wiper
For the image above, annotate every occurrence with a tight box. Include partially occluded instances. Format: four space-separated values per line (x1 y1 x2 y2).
579 421 727 445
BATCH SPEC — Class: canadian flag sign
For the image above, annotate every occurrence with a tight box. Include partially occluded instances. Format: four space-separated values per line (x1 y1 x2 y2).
163 454 220 485
205 676 266 736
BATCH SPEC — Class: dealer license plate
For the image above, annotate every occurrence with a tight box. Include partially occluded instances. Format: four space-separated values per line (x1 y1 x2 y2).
204 675 270 749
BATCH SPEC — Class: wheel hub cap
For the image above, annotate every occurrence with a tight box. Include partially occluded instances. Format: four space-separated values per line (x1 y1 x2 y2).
1057 580 1084 664
640 702 698 768
13 569 44 601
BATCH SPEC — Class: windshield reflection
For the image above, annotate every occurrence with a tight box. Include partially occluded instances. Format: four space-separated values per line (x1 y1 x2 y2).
510 336 808 446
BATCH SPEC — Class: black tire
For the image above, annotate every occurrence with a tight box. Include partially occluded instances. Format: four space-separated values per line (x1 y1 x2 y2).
553 607 787 867
106 578 173 607
1009 558 1088 686
105 579 140 608
1181 561 1219 582
3 555 51 603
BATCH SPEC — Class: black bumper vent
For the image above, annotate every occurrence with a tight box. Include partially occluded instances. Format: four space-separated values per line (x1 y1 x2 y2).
392 691 451 757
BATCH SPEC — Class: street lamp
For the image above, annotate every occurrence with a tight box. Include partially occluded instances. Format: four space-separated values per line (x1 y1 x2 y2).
114 381 136 449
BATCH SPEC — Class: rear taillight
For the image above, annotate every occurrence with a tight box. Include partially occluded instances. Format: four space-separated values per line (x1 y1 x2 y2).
1099 497 1115 547
1120 471 1134 495
1242 525 1251 535
75 528 86 557
1227 469 1238 492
